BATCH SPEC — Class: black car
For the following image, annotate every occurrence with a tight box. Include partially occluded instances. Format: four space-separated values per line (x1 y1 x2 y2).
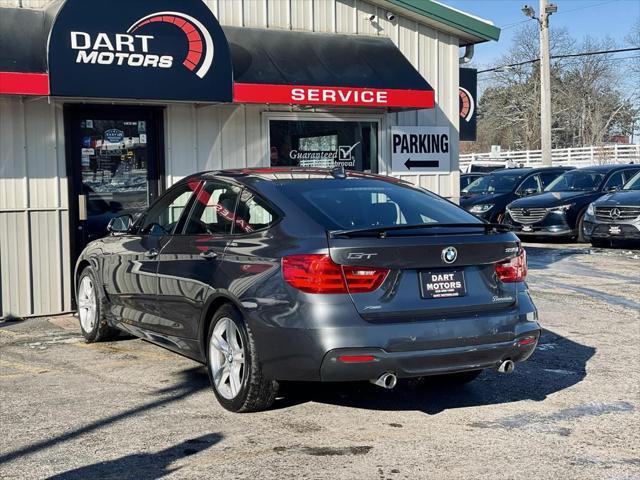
460 172 486 190
74 168 539 412
505 164 640 241
583 170 640 247
460 167 573 223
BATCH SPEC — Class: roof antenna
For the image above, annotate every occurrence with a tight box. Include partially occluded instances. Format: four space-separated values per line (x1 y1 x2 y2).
331 164 347 179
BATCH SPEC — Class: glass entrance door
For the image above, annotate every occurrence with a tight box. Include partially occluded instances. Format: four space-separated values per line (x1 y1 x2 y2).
65 105 164 255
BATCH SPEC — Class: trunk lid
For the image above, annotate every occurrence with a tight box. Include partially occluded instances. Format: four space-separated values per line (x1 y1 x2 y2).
328 231 521 322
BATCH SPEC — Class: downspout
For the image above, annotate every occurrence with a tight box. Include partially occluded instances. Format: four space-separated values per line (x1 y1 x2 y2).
459 45 474 64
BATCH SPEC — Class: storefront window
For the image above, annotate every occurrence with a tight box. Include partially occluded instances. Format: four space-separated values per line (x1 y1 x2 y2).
269 120 378 173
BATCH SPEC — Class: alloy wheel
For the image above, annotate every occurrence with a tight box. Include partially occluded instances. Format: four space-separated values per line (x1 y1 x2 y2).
77 275 97 333
209 317 246 400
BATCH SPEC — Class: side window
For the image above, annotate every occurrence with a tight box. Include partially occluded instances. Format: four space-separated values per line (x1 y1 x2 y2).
140 182 199 235
540 171 562 189
234 190 279 233
603 171 625 190
517 175 541 194
623 169 640 184
183 181 241 235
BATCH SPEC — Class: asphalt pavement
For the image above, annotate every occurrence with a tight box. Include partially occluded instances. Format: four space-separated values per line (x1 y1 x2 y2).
1 243 639 479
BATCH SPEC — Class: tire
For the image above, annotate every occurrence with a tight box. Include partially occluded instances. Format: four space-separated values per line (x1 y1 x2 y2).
206 305 278 413
429 369 483 386
590 238 611 248
576 212 587 243
76 266 118 343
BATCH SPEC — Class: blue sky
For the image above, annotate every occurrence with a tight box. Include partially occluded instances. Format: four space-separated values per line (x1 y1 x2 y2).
442 0 640 69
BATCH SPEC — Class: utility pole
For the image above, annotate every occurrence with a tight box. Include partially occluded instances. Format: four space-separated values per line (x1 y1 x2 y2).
522 2 557 166
539 0 552 166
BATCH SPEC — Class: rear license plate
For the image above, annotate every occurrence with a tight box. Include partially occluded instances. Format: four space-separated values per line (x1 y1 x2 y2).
609 226 621 235
420 271 467 299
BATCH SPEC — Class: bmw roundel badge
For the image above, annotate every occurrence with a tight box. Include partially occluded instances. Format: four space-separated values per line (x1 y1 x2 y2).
442 246 458 264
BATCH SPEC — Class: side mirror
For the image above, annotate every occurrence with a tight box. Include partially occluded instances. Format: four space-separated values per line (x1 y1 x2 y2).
520 188 538 196
107 214 133 234
606 185 620 192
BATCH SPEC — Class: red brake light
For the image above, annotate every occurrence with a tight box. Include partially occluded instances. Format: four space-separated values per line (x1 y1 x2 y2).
282 254 389 294
495 248 528 283
338 355 377 363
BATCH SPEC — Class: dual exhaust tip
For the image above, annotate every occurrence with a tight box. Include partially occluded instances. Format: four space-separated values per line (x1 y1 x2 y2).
370 372 397 389
370 360 514 389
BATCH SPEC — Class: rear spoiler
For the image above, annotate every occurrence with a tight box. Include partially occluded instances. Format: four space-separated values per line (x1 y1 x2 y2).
329 223 512 238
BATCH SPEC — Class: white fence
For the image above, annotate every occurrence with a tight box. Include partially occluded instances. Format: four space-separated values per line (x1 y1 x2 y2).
460 144 640 170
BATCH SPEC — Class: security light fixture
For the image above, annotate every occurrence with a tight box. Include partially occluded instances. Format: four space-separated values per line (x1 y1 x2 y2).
545 3 558 14
366 13 377 22
385 11 396 22
521 4 536 18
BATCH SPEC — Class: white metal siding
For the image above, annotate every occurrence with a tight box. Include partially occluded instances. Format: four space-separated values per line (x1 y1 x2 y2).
0 0 462 318
0 97 71 318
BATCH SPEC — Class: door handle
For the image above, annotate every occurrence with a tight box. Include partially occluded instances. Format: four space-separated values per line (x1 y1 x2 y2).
199 249 218 260
145 249 158 258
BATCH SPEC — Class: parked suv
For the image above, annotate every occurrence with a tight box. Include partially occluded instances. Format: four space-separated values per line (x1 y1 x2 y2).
583 170 640 247
504 164 640 241
460 167 572 223
74 168 539 412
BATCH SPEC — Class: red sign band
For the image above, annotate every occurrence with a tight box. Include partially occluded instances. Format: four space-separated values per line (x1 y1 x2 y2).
0 72 50 95
234 82 434 109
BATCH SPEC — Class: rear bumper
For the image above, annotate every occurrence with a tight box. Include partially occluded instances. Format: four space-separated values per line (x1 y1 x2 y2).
250 290 540 382
320 335 538 381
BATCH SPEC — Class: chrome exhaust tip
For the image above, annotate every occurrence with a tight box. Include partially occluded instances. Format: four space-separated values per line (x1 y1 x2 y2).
497 359 515 374
371 372 397 389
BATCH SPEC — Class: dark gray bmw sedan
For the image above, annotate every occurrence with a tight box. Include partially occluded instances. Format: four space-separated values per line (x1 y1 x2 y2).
74 168 540 412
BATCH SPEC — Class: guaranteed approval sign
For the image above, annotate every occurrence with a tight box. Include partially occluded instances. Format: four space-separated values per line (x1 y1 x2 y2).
391 126 451 173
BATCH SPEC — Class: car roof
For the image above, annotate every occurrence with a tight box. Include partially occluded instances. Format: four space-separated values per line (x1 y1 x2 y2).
576 163 638 172
490 166 573 175
180 167 402 186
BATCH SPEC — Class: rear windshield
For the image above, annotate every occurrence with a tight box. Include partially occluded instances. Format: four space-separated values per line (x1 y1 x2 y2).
276 178 480 230
545 170 605 192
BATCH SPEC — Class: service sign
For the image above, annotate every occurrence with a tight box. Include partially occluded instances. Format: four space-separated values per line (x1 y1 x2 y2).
48 0 233 102
391 126 451 173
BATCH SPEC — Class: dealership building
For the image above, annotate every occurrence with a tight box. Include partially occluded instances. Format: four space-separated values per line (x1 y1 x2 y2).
0 0 499 319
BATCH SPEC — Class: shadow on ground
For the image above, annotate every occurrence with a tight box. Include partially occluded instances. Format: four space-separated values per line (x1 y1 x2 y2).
0 367 210 466
274 329 595 415
44 433 222 480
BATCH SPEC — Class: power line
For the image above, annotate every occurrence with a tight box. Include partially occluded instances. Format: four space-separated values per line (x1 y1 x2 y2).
478 46 640 73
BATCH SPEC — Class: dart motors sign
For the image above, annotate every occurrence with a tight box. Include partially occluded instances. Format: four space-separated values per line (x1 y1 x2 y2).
391 126 451 173
459 68 478 141
48 0 232 102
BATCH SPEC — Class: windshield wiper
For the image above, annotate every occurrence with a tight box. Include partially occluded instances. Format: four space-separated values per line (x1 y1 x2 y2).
329 223 511 238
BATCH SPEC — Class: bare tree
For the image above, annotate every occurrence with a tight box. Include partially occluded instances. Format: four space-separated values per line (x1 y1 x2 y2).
470 24 638 152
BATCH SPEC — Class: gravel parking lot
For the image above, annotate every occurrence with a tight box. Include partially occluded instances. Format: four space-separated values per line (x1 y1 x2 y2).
1 243 639 480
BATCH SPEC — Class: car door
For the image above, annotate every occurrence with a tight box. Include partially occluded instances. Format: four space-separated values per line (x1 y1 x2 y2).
102 181 199 331
154 180 241 340
217 188 282 301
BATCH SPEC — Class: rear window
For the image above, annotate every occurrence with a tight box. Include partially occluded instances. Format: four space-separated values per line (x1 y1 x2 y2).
276 179 480 230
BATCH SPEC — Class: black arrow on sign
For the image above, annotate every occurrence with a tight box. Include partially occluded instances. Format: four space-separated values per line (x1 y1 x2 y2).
404 158 439 170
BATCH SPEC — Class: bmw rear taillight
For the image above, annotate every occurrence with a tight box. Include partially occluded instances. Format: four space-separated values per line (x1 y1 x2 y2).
282 254 389 294
495 249 528 283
